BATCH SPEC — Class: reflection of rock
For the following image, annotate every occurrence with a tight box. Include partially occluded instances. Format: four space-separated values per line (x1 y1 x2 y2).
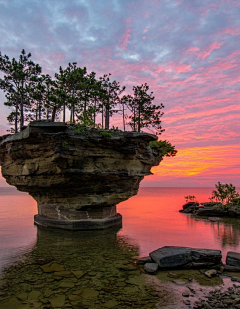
0 226 164 308
0 122 162 230
150 246 222 269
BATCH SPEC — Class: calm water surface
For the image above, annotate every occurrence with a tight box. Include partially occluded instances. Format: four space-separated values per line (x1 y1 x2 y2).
0 186 240 273
0 186 240 308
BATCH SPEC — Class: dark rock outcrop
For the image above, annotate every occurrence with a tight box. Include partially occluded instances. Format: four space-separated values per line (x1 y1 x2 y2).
0 121 163 230
195 207 228 217
149 246 222 269
226 252 240 268
179 202 200 213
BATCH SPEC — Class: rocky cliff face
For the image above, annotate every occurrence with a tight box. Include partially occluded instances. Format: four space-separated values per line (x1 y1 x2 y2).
0 122 162 230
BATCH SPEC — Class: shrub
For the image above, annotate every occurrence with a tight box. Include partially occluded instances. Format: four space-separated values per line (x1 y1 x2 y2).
209 182 240 208
184 195 197 203
100 131 112 139
149 140 177 158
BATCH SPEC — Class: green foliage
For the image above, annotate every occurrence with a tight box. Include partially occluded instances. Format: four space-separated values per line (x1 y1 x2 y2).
184 195 197 203
61 141 68 149
209 182 240 208
149 140 177 158
73 123 87 134
100 131 112 139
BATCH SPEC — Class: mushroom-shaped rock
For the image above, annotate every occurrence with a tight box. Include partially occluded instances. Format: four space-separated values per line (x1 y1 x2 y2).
0 122 163 230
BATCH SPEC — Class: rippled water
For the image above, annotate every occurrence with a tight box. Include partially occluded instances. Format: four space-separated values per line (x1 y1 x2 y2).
0 186 240 308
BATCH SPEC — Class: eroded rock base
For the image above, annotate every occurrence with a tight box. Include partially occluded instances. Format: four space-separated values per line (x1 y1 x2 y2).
34 213 122 230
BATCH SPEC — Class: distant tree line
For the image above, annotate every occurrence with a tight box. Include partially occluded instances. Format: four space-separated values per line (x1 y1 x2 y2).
0 49 164 134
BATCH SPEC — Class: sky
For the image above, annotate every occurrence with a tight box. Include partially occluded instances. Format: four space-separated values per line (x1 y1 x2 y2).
0 0 239 187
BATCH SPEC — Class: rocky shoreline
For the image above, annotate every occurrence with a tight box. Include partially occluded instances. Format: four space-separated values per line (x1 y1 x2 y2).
179 201 240 218
137 246 240 308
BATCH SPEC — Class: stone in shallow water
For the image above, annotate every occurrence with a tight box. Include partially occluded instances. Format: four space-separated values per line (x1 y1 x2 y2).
59 281 75 288
144 263 158 274
72 270 86 279
226 252 240 268
54 270 71 277
103 299 119 308
28 290 41 300
137 256 153 265
150 246 222 269
50 294 65 308
204 269 217 278
40 261 65 273
16 293 28 302
0 297 28 309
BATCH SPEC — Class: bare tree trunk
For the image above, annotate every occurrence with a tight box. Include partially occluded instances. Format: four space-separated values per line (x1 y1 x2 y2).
93 97 96 127
102 105 104 129
122 103 125 131
52 106 56 122
20 94 24 130
63 102 65 122
15 101 18 133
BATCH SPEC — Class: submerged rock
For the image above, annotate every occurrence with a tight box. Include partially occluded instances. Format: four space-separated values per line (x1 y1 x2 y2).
149 246 222 269
0 121 163 230
204 269 217 278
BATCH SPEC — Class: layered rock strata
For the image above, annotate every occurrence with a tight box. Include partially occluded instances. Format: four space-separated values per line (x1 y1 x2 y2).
0 122 162 230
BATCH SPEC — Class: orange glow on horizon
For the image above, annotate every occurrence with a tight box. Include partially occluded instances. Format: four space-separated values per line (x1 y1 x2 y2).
150 144 240 181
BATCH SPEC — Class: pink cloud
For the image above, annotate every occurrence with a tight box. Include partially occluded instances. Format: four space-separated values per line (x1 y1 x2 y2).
198 42 224 60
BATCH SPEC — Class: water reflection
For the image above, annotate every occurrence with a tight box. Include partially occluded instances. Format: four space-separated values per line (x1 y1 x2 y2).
0 226 164 308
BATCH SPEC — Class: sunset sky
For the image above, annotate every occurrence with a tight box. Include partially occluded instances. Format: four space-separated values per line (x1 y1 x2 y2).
0 0 239 187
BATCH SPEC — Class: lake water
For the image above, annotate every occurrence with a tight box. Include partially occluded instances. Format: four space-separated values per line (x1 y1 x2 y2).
0 186 240 308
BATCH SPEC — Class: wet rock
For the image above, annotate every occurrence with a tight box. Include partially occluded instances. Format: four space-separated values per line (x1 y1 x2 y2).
181 202 200 214
16 293 28 302
172 279 188 285
28 290 41 300
59 281 75 288
137 256 152 265
208 217 221 222
223 264 240 272
119 264 137 271
144 263 158 274
81 288 99 298
228 207 240 218
0 297 28 309
40 261 65 273
103 299 119 308
196 207 227 217
50 294 65 308
167 272 179 278
183 202 199 210
204 269 217 278
226 252 240 268
149 246 222 269
72 270 86 279
54 270 71 277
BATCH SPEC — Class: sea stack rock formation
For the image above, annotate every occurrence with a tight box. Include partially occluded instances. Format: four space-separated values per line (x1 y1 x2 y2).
0 122 162 230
